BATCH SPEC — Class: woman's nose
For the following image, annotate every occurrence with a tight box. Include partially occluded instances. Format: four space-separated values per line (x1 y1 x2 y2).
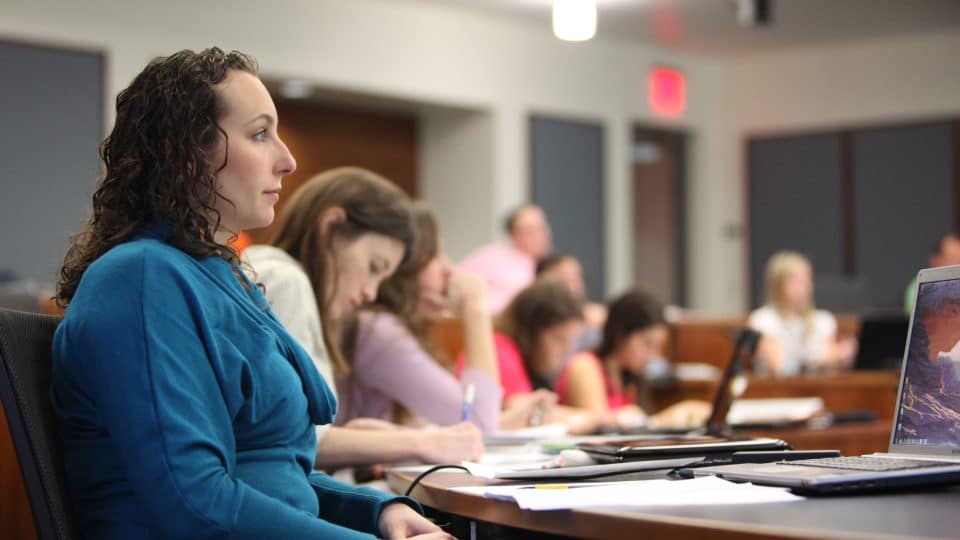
276 139 297 176
361 281 378 303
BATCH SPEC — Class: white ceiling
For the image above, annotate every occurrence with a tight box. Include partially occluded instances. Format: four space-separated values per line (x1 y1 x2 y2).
423 0 960 55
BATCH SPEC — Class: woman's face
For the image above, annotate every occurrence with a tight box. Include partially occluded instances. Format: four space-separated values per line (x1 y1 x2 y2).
615 324 668 374
210 70 297 234
328 232 405 322
782 263 813 311
417 251 453 321
535 319 583 374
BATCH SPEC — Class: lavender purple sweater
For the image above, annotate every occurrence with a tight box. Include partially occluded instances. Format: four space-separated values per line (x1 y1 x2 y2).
335 311 501 433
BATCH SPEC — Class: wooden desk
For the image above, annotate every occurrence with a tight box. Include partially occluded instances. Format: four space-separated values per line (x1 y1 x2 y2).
650 371 901 420
388 465 960 539
664 317 745 369
741 419 892 455
663 314 861 370
647 371 899 455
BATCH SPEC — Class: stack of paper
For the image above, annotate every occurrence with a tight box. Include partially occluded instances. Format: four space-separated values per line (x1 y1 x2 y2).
727 397 825 425
454 476 803 511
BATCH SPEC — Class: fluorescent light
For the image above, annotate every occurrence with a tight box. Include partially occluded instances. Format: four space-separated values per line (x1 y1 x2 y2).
553 0 596 42
278 79 312 99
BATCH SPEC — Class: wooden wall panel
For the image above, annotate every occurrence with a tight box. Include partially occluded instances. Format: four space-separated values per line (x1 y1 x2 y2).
247 100 418 245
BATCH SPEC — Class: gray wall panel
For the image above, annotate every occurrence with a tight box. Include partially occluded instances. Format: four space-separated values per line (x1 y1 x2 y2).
0 41 103 284
749 134 846 308
853 122 954 309
531 116 604 301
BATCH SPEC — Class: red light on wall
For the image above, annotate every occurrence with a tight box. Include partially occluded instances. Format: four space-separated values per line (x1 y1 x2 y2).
648 66 686 117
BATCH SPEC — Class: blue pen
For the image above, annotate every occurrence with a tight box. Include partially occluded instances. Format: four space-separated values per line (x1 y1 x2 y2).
461 383 476 422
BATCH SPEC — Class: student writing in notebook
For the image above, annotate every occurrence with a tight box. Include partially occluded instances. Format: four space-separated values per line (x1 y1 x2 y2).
52 48 444 539
246 169 483 468
337 202 504 432
456 278 613 434
557 288 711 431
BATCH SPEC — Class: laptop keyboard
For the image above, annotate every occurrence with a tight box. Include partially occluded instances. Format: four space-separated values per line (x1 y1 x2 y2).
782 456 949 472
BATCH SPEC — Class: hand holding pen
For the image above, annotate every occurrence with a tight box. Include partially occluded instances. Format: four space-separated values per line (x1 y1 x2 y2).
461 383 476 422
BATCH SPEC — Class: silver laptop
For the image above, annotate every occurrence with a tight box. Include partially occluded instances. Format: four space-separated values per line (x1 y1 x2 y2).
686 265 960 494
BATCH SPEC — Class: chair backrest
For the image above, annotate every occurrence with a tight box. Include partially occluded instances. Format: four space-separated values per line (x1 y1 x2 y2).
0 308 76 540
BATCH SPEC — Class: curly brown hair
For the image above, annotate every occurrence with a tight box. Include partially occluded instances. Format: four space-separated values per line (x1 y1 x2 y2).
496 278 583 381
55 47 258 307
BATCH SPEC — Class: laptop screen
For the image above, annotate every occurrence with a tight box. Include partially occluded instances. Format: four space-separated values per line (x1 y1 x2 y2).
893 277 960 447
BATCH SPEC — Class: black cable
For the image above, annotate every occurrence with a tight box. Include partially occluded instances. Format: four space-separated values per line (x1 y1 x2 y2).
403 464 470 497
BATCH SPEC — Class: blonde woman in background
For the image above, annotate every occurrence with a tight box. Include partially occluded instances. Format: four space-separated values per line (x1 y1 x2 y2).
747 251 857 376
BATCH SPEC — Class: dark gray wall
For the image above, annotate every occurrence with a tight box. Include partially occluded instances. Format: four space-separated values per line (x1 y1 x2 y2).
748 133 846 307
853 122 954 308
749 121 956 311
530 116 604 301
0 41 103 284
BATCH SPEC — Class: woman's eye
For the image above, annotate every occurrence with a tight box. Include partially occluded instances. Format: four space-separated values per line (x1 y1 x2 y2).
253 128 267 141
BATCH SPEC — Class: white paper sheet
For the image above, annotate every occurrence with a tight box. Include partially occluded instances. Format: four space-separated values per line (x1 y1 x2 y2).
454 476 803 510
484 424 569 444
727 397 825 425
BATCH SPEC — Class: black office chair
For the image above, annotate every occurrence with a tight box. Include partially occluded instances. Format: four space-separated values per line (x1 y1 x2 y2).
0 307 77 540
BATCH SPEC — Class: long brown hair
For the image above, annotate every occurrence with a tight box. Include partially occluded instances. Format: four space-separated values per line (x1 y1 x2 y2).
270 167 414 374
596 288 664 395
596 288 664 359
56 48 257 307
377 203 438 331
340 201 441 369
496 278 583 383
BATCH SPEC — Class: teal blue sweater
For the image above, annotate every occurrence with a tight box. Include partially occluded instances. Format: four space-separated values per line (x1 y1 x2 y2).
52 230 419 539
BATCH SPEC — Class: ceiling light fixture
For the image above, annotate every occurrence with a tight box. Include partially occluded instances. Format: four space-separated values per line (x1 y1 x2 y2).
553 0 597 42
278 79 313 99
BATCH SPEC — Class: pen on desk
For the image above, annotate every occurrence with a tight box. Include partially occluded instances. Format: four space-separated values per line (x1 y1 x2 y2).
528 402 544 427
461 383 476 421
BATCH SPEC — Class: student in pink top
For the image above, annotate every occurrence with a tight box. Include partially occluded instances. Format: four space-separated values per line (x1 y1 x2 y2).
459 204 552 313
557 288 711 431
338 202 504 432
458 279 606 433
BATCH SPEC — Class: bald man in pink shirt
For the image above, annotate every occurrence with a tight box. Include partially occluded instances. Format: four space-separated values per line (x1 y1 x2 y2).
460 204 552 313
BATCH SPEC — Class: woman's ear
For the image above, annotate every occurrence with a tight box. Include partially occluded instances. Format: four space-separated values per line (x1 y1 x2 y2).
317 206 347 236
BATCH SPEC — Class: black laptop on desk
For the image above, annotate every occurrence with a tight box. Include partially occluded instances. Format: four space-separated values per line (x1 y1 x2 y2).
577 329 790 462
684 265 960 494
853 313 909 371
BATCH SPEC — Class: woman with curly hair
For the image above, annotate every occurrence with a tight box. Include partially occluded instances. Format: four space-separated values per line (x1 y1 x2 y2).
456 279 600 433
52 48 445 539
